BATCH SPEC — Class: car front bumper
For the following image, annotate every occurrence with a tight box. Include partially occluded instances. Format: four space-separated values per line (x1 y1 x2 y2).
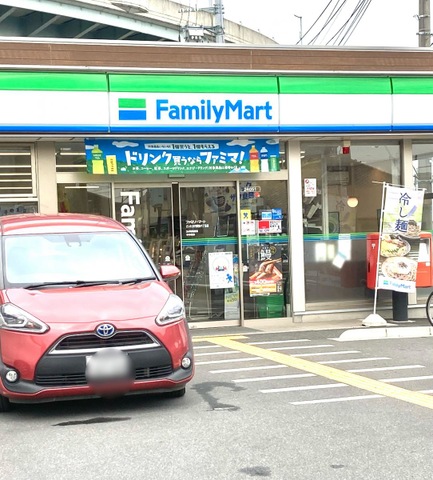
0 353 193 404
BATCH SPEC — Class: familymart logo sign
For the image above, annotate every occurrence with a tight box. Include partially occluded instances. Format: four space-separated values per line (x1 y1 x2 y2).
118 98 147 120
112 93 279 131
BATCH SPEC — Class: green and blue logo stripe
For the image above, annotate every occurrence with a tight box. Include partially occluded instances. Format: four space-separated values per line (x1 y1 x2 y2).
118 98 147 121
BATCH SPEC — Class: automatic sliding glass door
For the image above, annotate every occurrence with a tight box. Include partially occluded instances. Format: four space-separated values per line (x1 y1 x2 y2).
114 186 176 267
179 184 240 323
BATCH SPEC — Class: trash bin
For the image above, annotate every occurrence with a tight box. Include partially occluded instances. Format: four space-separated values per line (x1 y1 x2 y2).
257 294 284 318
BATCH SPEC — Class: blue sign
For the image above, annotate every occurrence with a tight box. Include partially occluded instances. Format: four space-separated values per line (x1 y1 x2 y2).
272 208 283 220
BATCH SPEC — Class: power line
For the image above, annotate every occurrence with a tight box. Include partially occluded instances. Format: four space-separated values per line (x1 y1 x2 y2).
303 0 372 46
308 0 348 45
326 0 365 45
326 0 372 46
337 0 372 45
296 0 333 45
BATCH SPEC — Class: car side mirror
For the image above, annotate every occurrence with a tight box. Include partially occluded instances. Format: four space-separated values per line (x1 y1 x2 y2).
159 264 180 280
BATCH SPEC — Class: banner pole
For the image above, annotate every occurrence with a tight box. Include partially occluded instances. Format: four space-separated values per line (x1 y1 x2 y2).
363 182 388 326
373 182 387 315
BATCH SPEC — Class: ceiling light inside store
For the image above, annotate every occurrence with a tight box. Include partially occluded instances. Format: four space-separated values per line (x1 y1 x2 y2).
0 152 30 156
347 197 358 208
59 152 85 155
64 185 100 189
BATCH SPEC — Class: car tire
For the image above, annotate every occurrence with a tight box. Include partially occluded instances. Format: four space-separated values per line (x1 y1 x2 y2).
166 387 186 398
0 395 11 412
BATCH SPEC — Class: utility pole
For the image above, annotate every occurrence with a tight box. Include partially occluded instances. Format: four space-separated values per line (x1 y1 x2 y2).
419 0 431 47
214 0 224 44
181 1 224 43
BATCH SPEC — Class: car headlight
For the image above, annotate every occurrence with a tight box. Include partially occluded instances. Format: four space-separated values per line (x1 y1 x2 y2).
155 294 185 326
0 303 49 333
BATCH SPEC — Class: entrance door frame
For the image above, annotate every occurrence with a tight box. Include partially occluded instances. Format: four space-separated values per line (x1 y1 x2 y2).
178 181 243 327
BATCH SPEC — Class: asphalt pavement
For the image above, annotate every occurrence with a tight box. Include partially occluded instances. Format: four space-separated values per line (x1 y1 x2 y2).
3 319 433 480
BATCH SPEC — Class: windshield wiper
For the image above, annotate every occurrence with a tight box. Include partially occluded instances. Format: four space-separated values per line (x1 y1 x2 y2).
73 278 155 287
24 277 155 290
117 277 155 285
24 280 121 290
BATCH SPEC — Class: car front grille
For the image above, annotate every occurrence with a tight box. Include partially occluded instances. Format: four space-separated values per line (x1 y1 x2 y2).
35 365 174 387
51 331 158 354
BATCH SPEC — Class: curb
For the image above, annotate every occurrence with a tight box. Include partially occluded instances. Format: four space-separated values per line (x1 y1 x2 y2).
337 326 433 341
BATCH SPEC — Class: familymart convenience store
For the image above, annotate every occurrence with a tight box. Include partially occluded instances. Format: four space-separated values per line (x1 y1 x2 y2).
4 71 433 326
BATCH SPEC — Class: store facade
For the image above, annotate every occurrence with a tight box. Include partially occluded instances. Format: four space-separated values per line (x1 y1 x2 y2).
3 42 433 327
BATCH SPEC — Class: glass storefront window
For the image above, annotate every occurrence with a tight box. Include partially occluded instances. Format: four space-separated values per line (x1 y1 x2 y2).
413 142 433 303
57 184 111 217
301 141 400 308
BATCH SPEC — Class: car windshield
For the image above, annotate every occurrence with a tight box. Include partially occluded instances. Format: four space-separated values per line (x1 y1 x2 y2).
3 231 156 288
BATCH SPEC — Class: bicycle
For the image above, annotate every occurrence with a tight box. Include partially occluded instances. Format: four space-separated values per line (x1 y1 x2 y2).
425 290 433 326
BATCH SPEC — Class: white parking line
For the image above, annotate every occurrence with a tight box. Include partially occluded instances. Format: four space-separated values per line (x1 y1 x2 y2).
270 344 334 351
319 357 390 365
291 394 382 405
193 345 223 350
292 389 433 406
196 357 262 366
293 350 360 358
210 364 287 374
261 374 433 394
215 365 425 382
382 375 433 383
194 350 243 357
348 365 425 373
261 383 346 393
247 339 311 346
234 373 315 383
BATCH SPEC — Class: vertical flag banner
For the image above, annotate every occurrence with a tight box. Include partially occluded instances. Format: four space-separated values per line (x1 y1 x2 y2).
378 185 424 293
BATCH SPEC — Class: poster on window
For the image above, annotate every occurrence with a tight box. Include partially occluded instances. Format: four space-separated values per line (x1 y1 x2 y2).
248 244 283 296
208 251 234 289
377 185 424 293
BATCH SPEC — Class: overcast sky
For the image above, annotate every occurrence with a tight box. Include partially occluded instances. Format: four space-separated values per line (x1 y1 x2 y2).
186 0 421 48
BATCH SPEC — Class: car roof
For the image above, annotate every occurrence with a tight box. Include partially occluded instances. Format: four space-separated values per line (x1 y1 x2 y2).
0 213 127 236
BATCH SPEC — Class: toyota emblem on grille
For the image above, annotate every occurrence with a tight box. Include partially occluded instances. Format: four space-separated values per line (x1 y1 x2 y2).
96 323 116 338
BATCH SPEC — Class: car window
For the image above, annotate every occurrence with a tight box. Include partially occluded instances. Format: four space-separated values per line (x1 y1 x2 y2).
3 231 156 286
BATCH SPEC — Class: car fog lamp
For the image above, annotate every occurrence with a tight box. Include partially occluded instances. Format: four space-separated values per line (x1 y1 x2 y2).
181 356 192 369
5 369 19 383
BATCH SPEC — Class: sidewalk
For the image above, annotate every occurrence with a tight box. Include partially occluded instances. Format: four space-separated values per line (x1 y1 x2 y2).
190 316 433 341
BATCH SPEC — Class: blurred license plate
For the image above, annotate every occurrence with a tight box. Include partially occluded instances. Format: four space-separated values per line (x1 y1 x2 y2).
85 348 133 386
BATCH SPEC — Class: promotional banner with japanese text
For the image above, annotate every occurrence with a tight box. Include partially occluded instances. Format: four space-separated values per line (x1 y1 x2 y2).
378 185 424 293
85 138 280 175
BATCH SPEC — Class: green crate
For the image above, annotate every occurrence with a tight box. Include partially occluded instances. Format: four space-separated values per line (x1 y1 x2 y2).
256 295 285 318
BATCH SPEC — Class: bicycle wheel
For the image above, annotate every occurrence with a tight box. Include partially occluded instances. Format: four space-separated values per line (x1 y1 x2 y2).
426 291 433 326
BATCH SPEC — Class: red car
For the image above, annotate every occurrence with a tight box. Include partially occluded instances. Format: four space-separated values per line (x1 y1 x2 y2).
0 213 194 412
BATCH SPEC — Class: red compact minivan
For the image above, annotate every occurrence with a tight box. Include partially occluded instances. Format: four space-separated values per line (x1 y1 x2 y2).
0 214 194 412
